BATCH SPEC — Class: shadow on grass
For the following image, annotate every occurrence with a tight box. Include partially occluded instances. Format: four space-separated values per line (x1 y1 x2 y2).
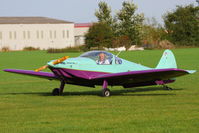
1 86 183 97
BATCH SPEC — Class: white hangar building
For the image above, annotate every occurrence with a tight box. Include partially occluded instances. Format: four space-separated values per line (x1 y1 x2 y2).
0 17 75 50
74 23 92 46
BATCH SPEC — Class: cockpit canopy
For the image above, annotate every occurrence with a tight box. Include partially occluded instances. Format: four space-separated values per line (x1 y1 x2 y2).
80 51 122 65
80 51 113 61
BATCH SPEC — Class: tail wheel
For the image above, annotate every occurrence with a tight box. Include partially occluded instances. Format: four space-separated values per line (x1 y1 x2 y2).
102 88 111 97
52 88 60 96
163 85 173 90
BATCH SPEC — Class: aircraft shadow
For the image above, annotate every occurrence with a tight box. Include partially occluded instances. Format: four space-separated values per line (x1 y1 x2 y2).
1 86 183 97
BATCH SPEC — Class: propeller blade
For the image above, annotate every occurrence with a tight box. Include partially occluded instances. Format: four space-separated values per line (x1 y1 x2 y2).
52 56 69 65
35 65 48 72
35 56 69 72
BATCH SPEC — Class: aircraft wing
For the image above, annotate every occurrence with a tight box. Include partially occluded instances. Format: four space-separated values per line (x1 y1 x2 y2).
91 68 195 86
3 69 58 80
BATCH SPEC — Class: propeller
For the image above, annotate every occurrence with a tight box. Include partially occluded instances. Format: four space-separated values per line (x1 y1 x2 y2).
35 56 69 72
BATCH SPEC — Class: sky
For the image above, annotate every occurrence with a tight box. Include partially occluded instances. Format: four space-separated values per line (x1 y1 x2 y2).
0 0 197 25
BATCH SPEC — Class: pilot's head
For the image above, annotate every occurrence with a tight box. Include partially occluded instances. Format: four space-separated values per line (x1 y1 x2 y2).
99 53 106 61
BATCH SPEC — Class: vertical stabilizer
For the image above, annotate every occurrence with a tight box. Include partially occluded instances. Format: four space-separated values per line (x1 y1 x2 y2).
156 49 177 69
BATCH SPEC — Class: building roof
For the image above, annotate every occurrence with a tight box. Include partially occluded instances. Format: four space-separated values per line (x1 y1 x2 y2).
75 23 93 28
0 17 73 24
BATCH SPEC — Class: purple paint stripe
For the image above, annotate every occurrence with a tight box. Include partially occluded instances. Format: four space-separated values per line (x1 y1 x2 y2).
92 68 189 79
56 68 108 79
49 68 189 80
3 69 57 78
155 80 175 85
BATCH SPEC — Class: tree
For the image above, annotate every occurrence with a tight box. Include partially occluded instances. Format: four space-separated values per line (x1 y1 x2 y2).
196 0 199 6
94 1 144 47
85 23 114 49
95 1 117 35
116 1 144 45
164 5 199 46
95 2 113 26
142 17 167 47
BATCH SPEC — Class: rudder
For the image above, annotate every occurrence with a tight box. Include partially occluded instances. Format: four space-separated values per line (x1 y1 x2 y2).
156 49 177 69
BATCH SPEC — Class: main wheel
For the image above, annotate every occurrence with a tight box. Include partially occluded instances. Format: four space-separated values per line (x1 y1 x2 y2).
102 88 111 97
52 88 60 96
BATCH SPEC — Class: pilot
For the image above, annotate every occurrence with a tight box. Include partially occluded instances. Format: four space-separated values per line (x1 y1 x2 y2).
96 53 110 65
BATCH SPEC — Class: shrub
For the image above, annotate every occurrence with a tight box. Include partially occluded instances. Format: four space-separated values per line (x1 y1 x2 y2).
157 40 175 49
1 47 10 52
47 45 88 53
112 36 131 49
23 47 40 51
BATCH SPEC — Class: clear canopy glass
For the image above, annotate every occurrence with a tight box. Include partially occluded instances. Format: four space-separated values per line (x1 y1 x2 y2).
80 51 122 65
80 51 113 61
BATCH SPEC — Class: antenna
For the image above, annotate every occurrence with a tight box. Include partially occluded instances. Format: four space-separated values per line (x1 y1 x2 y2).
116 50 122 57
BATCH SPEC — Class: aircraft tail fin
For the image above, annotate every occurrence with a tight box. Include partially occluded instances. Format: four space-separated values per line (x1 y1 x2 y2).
156 49 177 69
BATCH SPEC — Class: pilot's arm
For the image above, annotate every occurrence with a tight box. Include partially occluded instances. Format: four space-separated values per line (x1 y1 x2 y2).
104 59 110 64
96 59 110 65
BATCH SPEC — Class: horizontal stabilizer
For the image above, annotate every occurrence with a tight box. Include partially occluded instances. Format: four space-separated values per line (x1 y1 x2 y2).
186 70 196 74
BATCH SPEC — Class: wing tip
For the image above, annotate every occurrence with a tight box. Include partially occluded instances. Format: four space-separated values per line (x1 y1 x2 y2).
3 69 12 72
186 70 196 74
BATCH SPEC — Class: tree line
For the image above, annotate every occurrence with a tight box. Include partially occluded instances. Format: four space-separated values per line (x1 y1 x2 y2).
85 1 199 49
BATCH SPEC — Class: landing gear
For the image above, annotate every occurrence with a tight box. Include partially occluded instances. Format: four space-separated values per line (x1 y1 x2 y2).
163 85 173 90
102 80 111 97
52 80 65 96
102 88 111 97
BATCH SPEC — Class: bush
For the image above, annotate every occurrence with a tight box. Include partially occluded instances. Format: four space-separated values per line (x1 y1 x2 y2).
157 40 175 49
90 46 104 50
47 45 88 53
142 40 175 49
23 47 40 51
1 47 10 52
112 36 131 49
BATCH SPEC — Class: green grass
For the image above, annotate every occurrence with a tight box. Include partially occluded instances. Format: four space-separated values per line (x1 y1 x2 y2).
0 49 199 133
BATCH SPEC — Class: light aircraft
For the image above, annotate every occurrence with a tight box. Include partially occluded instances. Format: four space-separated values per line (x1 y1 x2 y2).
3 50 196 97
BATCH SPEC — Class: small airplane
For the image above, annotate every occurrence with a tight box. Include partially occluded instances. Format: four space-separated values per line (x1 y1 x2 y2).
3 50 196 97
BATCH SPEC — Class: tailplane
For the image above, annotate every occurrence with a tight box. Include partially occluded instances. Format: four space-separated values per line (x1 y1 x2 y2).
156 49 177 69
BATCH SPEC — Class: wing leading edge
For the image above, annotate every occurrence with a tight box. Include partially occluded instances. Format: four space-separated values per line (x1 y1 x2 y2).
3 69 58 80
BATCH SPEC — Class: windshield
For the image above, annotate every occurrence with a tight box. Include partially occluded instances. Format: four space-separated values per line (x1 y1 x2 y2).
80 51 113 64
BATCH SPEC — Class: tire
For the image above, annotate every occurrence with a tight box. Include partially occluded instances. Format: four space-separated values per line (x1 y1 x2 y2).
102 88 111 97
52 88 60 96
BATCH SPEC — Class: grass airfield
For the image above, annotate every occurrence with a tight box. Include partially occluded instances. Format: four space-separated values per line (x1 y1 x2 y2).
0 48 199 133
